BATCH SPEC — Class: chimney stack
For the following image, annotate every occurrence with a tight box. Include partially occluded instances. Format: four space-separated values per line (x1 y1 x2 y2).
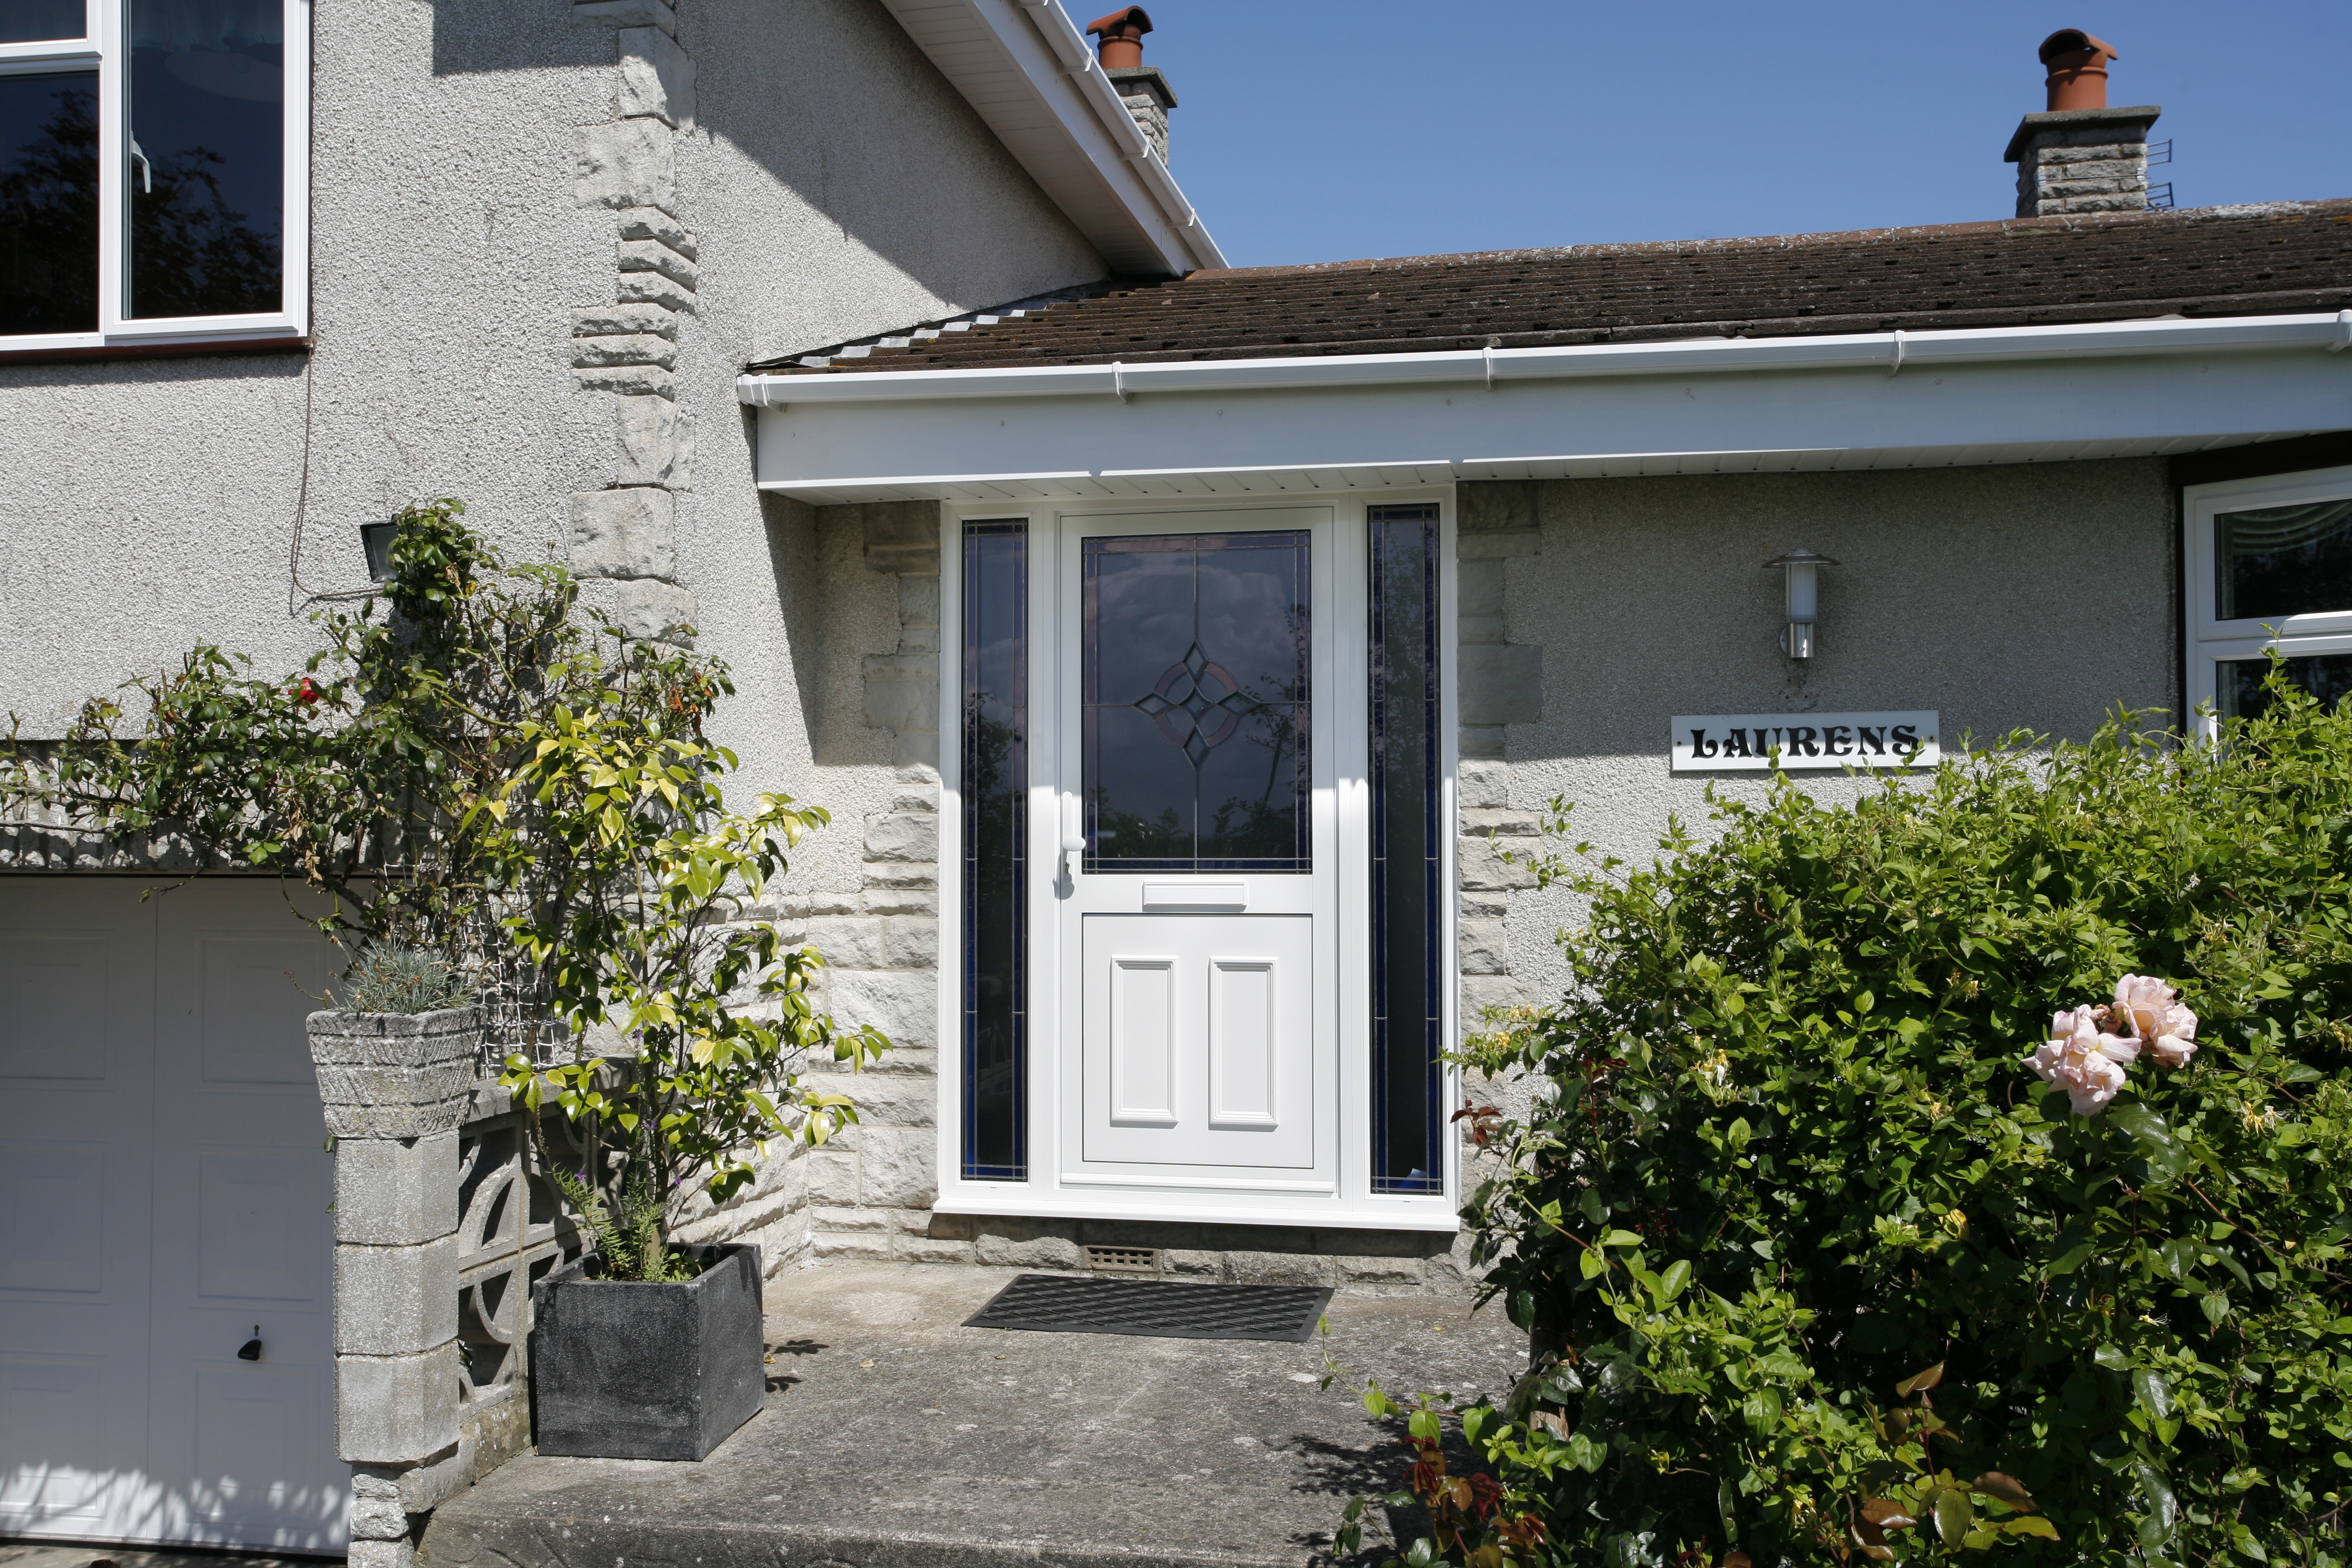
2003 29 2160 218
1086 7 1178 165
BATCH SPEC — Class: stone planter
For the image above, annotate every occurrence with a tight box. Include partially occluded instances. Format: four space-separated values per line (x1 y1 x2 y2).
528 1242 765 1461
306 1005 485 1140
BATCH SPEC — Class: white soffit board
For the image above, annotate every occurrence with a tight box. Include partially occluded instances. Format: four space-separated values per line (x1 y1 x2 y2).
879 0 1224 275
745 314 2352 502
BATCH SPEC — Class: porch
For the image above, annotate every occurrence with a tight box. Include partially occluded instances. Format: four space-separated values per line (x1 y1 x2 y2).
421 1262 1526 1568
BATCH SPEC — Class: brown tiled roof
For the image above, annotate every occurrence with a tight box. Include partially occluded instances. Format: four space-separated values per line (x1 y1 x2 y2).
757 201 2352 375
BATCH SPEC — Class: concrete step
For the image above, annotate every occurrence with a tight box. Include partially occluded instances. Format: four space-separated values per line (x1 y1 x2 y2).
422 1262 1527 1568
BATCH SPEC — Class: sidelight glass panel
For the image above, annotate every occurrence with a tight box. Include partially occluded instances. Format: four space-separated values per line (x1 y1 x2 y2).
0 2 85 41
0 71 98 334
2217 652 2352 723
1082 531 1312 872
962 521 1028 1181
2216 498 2352 623
128 0 283 318
1369 505 1442 1195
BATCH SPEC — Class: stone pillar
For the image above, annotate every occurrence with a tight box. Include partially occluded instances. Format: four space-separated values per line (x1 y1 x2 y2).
331 1128 465 1568
571 0 700 644
1102 65 1175 164
794 503 961 1262
307 1007 486 1568
2003 105 2160 218
1453 482 1545 1033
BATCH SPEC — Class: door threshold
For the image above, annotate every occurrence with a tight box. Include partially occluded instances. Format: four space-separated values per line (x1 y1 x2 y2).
933 1191 1459 1234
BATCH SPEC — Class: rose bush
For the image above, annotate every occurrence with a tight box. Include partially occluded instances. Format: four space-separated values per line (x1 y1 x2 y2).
1387 668 2352 1567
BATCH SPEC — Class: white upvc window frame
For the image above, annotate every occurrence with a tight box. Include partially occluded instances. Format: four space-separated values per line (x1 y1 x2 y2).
2183 463 2352 739
0 0 309 354
934 487 1464 1233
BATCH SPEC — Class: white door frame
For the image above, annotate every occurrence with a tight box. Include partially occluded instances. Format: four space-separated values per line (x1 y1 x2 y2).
934 487 1461 1232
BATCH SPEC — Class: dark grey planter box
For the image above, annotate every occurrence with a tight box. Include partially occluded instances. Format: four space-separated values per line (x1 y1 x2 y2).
528 1242 765 1461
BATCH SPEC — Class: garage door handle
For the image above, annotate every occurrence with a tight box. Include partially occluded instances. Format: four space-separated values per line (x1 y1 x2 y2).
237 1327 262 1362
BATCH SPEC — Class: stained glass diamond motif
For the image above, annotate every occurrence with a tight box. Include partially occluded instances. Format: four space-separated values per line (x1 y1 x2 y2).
1133 642 1264 767
1081 530 1311 873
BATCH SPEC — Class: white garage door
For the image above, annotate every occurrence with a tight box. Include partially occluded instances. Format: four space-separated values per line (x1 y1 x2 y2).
1 877 347 1552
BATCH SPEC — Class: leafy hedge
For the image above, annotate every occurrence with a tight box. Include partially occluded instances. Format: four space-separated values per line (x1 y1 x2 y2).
1441 677 2352 1566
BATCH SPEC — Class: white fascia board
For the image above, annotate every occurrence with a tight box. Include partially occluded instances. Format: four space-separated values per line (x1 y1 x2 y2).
879 0 1222 275
741 312 2352 408
747 315 2352 496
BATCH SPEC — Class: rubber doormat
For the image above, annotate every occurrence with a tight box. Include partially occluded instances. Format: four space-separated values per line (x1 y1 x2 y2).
964 1273 1334 1342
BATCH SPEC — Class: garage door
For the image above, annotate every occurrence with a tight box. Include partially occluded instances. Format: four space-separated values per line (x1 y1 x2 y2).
1 877 346 1552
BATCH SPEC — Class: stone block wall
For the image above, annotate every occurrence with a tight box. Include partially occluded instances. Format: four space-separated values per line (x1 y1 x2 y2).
1453 483 1548 1043
2006 107 2159 217
767 502 1483 1293
569 0 701 643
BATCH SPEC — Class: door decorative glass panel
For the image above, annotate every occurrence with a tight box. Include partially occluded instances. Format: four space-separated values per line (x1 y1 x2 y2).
961 521 1028 1180
1368 505 1442 1194
1081 531 1311 873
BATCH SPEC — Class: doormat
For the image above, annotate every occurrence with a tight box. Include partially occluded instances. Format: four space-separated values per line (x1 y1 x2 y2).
964 1273 1334 1342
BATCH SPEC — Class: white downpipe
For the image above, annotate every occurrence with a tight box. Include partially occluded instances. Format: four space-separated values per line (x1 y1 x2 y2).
738 312 2352 409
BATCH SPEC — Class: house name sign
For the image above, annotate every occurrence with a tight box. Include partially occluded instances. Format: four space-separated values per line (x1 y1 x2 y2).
1671 711 1940 772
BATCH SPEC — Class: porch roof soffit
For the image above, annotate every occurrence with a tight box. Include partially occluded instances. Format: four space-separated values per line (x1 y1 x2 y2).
736 310 2352 503
878 0 1223 277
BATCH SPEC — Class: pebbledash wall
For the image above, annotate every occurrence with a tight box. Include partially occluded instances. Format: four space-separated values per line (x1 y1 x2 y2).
1457 459 2181 1121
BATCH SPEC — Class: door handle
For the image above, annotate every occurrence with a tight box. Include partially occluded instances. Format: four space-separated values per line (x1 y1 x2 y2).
1060 834 1084 879
237 1326 262 1361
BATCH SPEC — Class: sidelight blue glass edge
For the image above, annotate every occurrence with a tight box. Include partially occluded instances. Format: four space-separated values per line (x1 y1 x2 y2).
961 520 1027 1182
1368 504 1445 1196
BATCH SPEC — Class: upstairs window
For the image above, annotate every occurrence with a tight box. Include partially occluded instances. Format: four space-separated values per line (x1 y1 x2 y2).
0 0 305 349
2185 465 2352 731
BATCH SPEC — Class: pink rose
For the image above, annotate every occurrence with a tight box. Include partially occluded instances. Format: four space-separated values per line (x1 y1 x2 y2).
2024 1005 2138 1116
2112 974 2199 1067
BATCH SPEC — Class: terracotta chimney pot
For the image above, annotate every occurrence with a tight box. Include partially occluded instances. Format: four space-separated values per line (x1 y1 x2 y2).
1086 6 1152 69
2038 28 2120 111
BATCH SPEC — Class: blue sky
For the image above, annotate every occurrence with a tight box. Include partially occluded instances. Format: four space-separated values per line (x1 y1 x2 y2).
1138 1 2352 268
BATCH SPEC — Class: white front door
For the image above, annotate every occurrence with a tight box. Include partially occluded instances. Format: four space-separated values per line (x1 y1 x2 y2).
0 878 344 1552
1051 509 1352 1199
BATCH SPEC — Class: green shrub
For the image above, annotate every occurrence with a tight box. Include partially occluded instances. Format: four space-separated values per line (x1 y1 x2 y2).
1439 676 2352 1566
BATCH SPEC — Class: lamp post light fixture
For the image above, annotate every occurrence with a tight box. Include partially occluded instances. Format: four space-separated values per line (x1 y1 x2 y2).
1763 548 1838 659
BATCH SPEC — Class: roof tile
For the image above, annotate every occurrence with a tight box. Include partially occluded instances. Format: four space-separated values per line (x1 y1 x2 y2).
753 201 2352 376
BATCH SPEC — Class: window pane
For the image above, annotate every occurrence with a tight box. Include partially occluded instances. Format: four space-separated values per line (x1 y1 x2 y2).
0 70 95 333
1369 505 1442 1195
1082 531 1311 872
0 1 86 41
128 0 283 319
962 522 1027 1181
2216 498 2352 622
2217 653 2352 723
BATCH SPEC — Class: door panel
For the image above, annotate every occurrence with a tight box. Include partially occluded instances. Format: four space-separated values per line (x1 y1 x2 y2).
1081 915 1314 1170
0 878 342 1551
0 884 156 1544
151 882 341 1550
1054 507 1344 1199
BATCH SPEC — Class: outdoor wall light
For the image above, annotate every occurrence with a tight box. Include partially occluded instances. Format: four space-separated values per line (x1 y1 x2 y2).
1763 548 1838 659
359 521 397 581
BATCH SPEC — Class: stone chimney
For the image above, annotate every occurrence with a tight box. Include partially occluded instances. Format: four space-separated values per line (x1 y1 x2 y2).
2003 29 2160 218
1085 6 1177 164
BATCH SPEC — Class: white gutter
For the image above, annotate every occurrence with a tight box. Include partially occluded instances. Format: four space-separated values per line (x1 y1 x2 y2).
739 311 2352 408
1009 0 1205 243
